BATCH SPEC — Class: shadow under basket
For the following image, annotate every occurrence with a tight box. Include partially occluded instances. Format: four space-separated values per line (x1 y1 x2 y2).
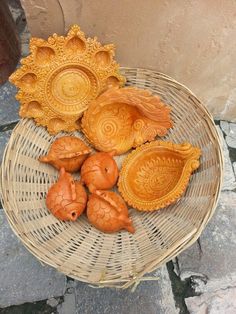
0 67 223 289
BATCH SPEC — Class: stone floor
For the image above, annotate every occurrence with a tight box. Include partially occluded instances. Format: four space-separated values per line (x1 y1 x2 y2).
0 79 236 314
0 2 236 312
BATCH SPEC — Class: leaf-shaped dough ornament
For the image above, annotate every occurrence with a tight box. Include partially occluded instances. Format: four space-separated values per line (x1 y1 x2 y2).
118 141 201 211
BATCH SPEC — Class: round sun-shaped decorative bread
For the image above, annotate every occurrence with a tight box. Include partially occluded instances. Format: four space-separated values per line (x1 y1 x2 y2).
9 25 125 134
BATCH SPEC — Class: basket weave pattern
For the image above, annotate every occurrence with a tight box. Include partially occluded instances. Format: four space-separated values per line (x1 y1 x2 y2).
0 68 223 288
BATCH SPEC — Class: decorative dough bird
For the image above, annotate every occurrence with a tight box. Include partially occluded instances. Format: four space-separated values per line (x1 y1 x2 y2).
87 190 135 233
81 151 119 192
46 167 87 221
39 136 91 172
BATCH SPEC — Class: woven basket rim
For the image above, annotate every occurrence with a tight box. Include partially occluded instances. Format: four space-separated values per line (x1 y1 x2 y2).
0 67 223 288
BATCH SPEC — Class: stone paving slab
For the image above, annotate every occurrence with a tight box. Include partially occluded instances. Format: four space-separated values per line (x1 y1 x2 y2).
176 190 236 313
70 266 177 314
185 287 236 314
220 121 236 149
0 208 67 308
216 126 236 190
177 191 236 283
0 82 19 126
0 130 12 163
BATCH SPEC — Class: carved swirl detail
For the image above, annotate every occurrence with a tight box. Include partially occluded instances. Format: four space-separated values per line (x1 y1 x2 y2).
87 104 133 152
82 87 173 154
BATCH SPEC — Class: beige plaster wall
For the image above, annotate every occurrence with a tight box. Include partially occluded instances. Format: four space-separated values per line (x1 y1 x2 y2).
20 0 236 121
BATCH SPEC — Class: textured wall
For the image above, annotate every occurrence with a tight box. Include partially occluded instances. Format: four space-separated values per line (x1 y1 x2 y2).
20 0 236 121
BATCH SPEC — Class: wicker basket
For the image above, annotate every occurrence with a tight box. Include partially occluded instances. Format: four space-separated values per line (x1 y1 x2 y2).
0 68 223 288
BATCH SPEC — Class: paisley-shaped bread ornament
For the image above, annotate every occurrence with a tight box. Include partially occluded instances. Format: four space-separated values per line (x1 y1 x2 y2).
87 190 135 233
80 151 119 192
82 87 173 154
39 136 91 172
46 167 87 221
118 141 201 211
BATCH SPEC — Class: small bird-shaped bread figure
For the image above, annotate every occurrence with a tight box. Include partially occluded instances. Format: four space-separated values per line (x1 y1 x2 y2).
46 167 87 221
87 190 135 233
39 136 91 172
81 151 119 192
